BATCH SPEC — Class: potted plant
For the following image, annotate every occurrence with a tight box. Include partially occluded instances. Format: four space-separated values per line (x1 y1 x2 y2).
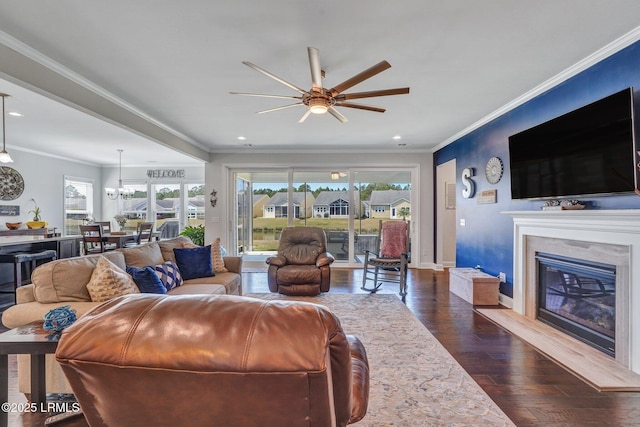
26 198 47 229
180 224 205 246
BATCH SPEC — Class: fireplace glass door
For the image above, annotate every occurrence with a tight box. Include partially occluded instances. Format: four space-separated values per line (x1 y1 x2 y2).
537 252 615 356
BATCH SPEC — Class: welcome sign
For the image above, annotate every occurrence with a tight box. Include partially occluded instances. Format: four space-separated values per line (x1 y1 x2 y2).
147 169 185 179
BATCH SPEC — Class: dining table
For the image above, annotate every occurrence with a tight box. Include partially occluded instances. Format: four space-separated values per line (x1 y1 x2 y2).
102 232 137 248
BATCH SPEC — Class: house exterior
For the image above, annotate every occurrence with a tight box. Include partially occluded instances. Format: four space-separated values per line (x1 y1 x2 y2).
263 192 314 219
313 191 361 219
252 194 269 218
368 190 411 220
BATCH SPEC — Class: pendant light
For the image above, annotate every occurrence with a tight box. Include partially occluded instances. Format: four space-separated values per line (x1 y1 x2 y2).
105 149 133 200
0 93 14 163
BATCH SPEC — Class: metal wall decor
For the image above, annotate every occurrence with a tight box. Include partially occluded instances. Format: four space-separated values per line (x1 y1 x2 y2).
485 156 503 184
461 167 475 199
0 166 24 200
210 189 218 207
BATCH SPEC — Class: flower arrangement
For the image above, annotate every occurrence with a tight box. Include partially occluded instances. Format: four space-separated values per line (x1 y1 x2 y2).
114 214 128 230
28 198 42 221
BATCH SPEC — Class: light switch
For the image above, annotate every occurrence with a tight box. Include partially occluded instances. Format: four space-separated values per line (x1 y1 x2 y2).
460 218 466 227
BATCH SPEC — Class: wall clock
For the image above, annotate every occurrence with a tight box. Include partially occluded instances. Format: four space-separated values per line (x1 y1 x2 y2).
0 166 24 201
485 156 503 185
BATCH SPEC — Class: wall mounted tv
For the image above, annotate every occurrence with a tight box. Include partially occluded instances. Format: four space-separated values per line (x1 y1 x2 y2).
509 87 636 200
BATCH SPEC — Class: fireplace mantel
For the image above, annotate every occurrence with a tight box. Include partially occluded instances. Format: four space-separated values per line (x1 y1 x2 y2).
504 209 640 373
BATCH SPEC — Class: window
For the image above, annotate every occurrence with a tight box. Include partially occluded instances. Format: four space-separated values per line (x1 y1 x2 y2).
329 199 349 216
64 177 94 236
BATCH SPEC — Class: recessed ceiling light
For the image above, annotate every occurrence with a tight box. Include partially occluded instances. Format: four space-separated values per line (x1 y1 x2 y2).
8 112 22 117
237 136 247 140
392 135 402 140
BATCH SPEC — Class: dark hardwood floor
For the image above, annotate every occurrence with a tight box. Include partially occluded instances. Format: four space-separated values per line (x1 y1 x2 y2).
4 268 640 426
245 268 640 427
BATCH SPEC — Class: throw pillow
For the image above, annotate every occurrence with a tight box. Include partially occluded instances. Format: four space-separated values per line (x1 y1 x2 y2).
174 245 214 280
86 256 140 302
126 265 167 294
154 260 183 291
211 237 228 273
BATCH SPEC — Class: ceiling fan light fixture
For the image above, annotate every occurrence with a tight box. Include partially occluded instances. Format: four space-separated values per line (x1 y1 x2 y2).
308 98 329 114
331 172 340 180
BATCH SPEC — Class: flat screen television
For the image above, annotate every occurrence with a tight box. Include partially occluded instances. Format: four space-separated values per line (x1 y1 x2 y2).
509 87 636 200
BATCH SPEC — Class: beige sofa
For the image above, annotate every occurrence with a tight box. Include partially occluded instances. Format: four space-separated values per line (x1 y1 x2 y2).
1 236 243 394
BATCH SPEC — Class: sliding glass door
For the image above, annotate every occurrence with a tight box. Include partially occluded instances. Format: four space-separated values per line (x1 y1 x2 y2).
234 170 289 257
353 171 412 263
231 168 414 266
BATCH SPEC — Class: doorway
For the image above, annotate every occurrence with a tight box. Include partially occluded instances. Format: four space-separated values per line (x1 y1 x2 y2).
436 159 456 268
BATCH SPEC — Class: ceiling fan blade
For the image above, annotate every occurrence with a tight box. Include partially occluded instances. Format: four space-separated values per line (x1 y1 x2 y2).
329 60 391 96
242 61 307 95
308 47 323 91
335 102 386 113
328 106 348 123
257 103 304 114
334 87 410 101
298 109 312 123
230 92 302 100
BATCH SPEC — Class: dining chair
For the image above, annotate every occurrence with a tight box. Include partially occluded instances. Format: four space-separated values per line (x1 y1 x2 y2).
96 221 112 234
124 222 155 247
79 224 113 254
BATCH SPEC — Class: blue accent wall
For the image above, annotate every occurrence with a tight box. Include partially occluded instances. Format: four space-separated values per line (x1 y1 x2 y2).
433 40 640 298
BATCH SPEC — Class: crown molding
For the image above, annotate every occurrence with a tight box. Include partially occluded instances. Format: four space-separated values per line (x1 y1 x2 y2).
0 30 211 155
432 25 640 152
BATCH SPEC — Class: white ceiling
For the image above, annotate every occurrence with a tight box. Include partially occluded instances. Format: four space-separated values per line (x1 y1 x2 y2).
0 1 639 167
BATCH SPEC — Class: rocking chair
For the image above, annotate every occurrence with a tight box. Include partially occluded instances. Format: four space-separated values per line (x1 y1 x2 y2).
361 220 410 296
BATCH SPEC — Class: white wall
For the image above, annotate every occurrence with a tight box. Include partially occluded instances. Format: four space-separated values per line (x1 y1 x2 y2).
204 152 435 268
1 150 102 233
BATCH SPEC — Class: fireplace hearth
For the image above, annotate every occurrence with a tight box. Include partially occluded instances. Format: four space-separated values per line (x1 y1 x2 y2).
505 210 639 372
536 252 615 356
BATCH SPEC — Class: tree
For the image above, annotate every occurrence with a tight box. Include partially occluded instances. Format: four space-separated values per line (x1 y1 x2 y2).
65 185 84 198
399 207 410 220
188 185 205 196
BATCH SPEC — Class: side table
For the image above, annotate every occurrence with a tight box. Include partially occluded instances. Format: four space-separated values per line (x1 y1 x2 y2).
0 323 60 426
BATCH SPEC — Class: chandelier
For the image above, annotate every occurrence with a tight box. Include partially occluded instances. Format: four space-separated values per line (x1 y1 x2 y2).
105 149 134 200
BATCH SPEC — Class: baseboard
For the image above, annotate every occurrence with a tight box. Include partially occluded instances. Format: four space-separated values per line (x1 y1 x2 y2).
498 294 513 308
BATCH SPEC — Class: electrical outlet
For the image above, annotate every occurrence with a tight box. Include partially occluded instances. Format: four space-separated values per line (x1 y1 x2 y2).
499 272 506 283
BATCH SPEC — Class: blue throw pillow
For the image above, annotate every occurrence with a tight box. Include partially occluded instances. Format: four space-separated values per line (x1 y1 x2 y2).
173 245 214 280
126 265 167 294
154 260 183 291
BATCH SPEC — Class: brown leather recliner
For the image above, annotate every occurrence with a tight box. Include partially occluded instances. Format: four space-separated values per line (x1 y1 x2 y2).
55 294 369 427
266 226 335 296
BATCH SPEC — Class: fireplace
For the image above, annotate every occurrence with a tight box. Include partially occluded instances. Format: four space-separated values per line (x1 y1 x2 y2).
505 210 639 373
536 252 616 357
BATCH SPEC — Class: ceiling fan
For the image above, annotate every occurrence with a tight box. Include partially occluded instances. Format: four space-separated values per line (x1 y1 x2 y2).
230 47 410 123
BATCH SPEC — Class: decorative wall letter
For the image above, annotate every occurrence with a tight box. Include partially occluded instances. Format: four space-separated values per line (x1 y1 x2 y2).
461 167 475 199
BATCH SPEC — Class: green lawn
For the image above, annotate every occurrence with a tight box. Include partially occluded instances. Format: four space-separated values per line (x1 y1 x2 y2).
250 217 384 251
252 217 381 233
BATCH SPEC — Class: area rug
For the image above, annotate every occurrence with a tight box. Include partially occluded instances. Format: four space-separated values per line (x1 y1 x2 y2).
246 293 514 426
